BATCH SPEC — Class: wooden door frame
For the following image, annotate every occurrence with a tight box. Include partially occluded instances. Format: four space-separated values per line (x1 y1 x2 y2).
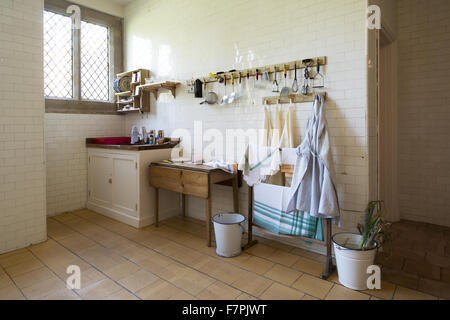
377 26 400 222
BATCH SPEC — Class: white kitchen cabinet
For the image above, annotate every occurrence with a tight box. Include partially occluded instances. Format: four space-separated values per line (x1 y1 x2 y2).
89 153 113 207
87 147 180 228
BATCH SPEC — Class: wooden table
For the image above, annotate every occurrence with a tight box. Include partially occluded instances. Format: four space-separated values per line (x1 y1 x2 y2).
149 162 239 247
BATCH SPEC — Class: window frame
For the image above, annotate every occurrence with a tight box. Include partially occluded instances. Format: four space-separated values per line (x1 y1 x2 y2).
44 0 123 114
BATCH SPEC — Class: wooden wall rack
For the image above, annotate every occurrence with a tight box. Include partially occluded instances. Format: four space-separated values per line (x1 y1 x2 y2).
115 69 150 113
262 92 327 105
203 56 327 84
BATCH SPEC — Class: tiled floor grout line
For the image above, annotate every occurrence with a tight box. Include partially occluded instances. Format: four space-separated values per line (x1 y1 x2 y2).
68 212 328 299
45 234 142 300
162 218 327 265
25 247 84 300
392 285 399 300
0 264 26 300
80 214 320 294
147 220 330 281
60 212 379 300
323 283 335 300
60 214 261 300
47 220 200 300
167 216 326 259
63 214 267 300
1 213 440 300
147 220 374 300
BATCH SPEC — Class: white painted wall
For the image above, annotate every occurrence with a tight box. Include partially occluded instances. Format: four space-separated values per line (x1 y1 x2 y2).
397 0 450 226
123 0 370 251
0 0 47 254
45 114 125 216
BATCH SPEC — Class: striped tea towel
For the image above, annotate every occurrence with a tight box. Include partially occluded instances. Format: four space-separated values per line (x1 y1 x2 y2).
253 183 323 241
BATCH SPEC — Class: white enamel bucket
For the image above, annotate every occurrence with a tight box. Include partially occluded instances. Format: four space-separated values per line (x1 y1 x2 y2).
212 213 245 258
332 233 378 291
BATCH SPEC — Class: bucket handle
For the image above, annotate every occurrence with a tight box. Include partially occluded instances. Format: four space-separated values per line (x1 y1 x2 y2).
239 222 245 234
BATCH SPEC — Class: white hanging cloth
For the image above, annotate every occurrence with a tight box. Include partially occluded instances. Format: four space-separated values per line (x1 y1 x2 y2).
238 145 281 187
270 106 283 147
279 105 295 148
286 94 340 223
262 106 272 147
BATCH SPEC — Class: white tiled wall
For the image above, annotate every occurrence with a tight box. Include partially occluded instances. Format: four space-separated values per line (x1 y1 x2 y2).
0 0 47 254
123 0 370 251
397 0 450 226
44 114 125 216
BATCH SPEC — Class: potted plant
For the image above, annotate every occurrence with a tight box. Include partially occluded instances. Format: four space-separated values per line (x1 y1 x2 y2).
332 201 391 290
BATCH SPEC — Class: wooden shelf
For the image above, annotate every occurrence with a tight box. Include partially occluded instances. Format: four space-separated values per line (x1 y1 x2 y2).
262 92 327 105
115 69 150 114
115 91 132 96
137 81 181 99
117 99 134 104
117 107 141 113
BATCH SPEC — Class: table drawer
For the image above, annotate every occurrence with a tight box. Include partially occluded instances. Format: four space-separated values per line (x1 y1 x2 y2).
149 166 183 193
181 170 209 198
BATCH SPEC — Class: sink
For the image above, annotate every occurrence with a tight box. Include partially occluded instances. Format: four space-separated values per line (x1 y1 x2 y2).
90 137 131 145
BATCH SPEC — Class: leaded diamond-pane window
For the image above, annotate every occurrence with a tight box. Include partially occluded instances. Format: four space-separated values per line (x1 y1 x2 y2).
44 10 73 99
81 21 110 101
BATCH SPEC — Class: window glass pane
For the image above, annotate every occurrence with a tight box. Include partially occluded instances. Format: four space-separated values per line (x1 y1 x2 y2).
81 21 110 101
44 10 73 98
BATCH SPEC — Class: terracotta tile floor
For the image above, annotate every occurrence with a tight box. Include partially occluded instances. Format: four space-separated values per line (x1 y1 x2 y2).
377 220 450 299
0 209 442 300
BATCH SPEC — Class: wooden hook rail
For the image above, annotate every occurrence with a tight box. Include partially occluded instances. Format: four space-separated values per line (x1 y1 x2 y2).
203 56 327 84
262 92 327 105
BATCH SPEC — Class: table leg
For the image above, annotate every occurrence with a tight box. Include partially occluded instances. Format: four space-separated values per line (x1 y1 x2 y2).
181 194 186 217
206 196 212 247
154 187 159 227
232 175 239 213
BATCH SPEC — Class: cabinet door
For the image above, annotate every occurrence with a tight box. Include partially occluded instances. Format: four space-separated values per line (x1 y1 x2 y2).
89 153 113 207
111 154 138 217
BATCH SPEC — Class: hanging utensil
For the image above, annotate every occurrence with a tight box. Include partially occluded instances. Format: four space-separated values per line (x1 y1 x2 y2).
245 71 251 100
249 70 256 105
292 63 299 93
200 91 218 105
280 65 290 98
216 72 225 83
272 67 279 92
203 79 207 97
254 69 263 89
200 79 217 105
220 75 228 106
313 61 325 88
228 74 236 104
301 67 310 95
237 72 243 98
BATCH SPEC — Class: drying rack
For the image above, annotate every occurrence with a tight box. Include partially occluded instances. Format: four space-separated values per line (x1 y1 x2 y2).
243 151 335 280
